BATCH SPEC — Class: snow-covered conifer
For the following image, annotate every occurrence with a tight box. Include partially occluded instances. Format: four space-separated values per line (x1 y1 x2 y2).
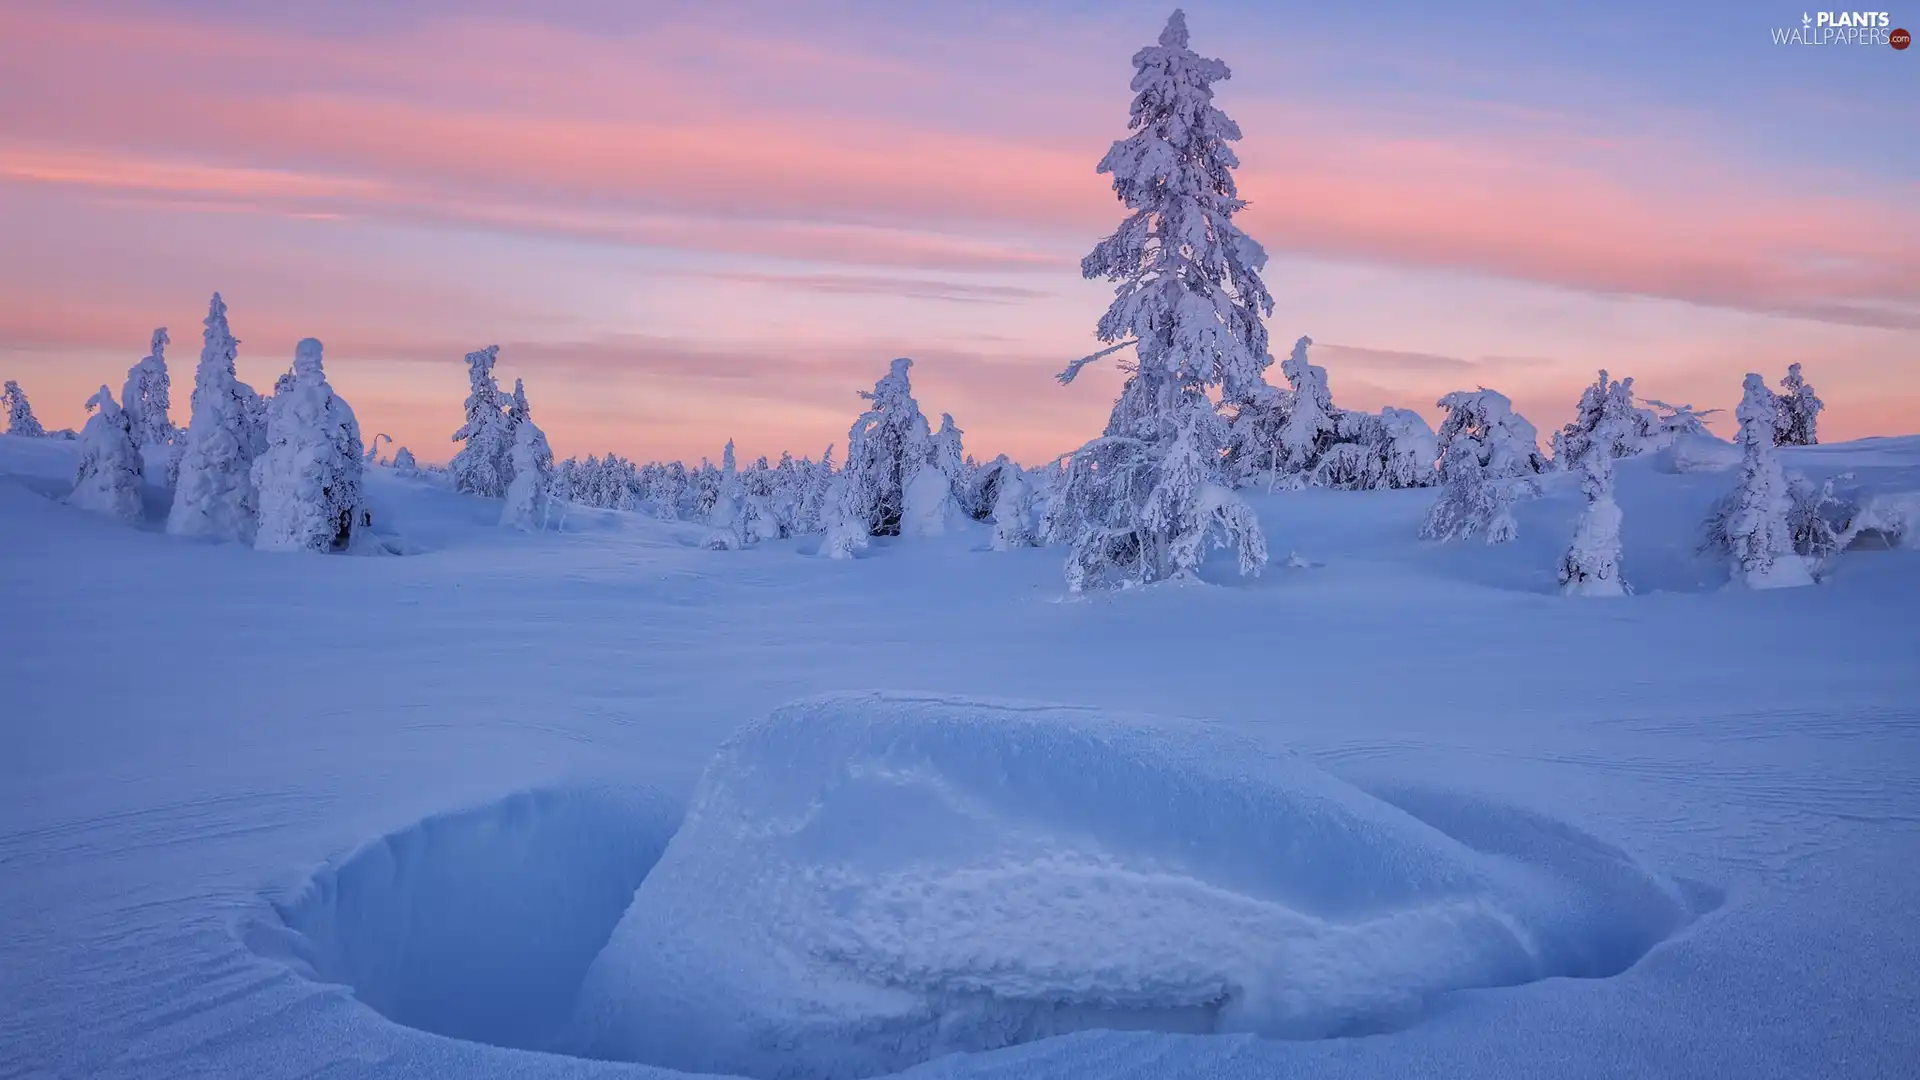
1719 373 1811 588
1377 407 1439 488
1275 336 1336 483
1553 370 1652 468
3 379 45 437
1557 372 1637 596
819 470 870 560
392 446 418 474
449 346 513 497
121 329 174 448
837 357 932 537
1774 363 1823 446
67 386 145 521
706 440 750 550
900 412 967 538
1420 388 1542 544
1049 11 1271 588
795 446 834 534
168 293 264 542
990 464 1036 550
500 419 554 532
252 338 370 553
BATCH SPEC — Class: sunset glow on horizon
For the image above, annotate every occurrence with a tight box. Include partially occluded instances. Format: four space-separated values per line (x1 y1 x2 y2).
3 0 1915 465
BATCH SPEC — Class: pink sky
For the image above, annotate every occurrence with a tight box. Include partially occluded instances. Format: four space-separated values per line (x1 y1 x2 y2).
2 1 1915 464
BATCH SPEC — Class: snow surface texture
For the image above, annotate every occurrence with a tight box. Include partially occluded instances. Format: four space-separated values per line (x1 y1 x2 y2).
570 693 1705 1080
2 433 1918 1080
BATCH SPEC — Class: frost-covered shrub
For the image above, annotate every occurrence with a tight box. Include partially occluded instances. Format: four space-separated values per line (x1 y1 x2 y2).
168 293 263 543
3 379 46 437
1774 363 1822 447
252 338 369 554
1050 13 1270 589
1641 398 1722 452
1835 491 1920 551
68 386 145 522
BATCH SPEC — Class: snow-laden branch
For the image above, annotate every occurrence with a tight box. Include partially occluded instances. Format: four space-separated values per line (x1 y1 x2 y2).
1056 340 1138 386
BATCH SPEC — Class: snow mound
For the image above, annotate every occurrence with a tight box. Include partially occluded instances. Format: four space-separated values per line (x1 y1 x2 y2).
570 692 1705 1080
1657 433 1741 474
256 786 680 1053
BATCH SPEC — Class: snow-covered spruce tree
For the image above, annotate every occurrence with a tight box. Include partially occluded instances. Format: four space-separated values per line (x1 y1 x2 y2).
990 463 1037 550
795 446 834 534
900 412 966 538
500 419 554 532
835 357 933 538
121 328 174 449
68 386 145 522
1420 388 1543 544
3 379 46 437
252 339 370 553
392 446 418 474
1775 362 1823 446
1274 336 1336 484
449 346 514 498
1557 372 1638 597
1551 369 1652 468
1375 407 1439 488
741 456 781 543
819 470 871 560
1717 373 1812 588
706 440 750 550
1047 10 1271 589
168 293 264 542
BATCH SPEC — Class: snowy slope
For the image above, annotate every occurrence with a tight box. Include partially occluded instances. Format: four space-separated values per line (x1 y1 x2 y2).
2 433 1917 1080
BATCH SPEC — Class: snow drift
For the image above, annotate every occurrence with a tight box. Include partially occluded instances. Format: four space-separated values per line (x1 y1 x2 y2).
261 786 681 1054
569 692 1704 1080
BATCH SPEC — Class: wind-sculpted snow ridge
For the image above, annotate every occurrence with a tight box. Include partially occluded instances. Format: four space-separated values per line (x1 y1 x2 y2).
570 692 1710 1080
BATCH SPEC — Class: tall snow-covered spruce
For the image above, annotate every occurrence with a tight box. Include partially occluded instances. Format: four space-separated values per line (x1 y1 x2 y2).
1048 9 1270 590
500 419 555 532
3 379 46 437
122 329 175 448
1557 371 1635 597
1774 363 1823 446
450 346 514 498
67 386 145 522
252 339 370 553
1719 373 1811 588
167 293 264 542
819 357 932 548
